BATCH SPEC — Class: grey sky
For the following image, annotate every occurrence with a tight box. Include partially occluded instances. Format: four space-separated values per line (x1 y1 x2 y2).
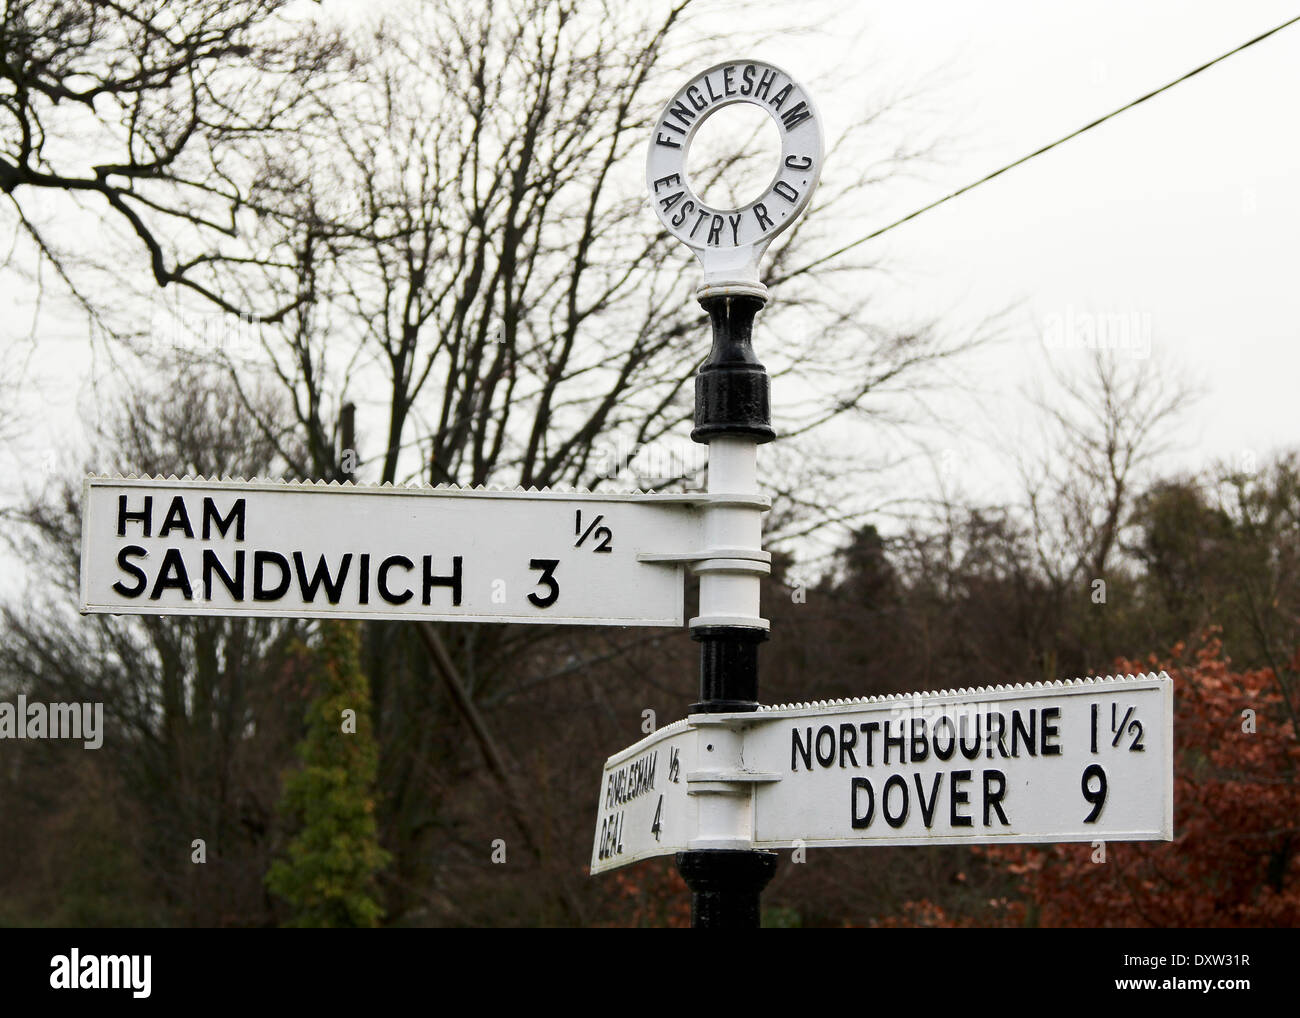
2 0 1296 583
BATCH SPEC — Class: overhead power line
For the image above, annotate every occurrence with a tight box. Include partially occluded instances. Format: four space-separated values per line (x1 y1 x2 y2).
789 13 1300 278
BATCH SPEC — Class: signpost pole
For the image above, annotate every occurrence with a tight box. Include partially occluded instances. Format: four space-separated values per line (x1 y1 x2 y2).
641 58 823 928
675 289 778 928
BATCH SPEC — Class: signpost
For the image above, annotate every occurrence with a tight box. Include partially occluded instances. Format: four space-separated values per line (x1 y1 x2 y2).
80 475 760 627
591 673 1174 874
591 721 697 875
76 54 1178 929
749 675 1173 849
643 57 825 928
647 60 823 295
586 56 1175 928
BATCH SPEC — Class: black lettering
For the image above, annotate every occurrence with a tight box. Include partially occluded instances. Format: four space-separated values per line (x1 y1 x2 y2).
859 721 879 766
158 496 194 539
294 551 351 604
883 719 905 765
253 550 291 600
706 214 724 246
838 723 859 767
983 770 1010 825
358 553 370 605
754 68 775 100
686 84 706 111
950 770 972 826
754 203 773 232
779 100 812 130
689 208 710 238
117 495 152 537
729 212 742 244
202 549 244 599
112 545 148 597
1041 707 1062 755
784 154 814 170
704 74 721 102
986 711 1009 758
851 776 874 829
910 717 929 762
378 555 414 605
740 64 756 96
149 548 192 600
658 190 684 213
792 726 813 771
1011 709 1037 757
668 98 696 127
723 65 736 95
773 180 799 204
934 716 956 760
201 497 245 540
959 712 982 760
526 558 558 608
1082 764 1107 822
653 173 682 193
915 772 942 827
815 725 835 768
670 199 695 229
768 83 793 110
654 132 681 149
883 774 909 828
424 555 464 606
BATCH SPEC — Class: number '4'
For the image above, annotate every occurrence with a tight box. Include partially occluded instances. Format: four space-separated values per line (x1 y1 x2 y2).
651 795 664 842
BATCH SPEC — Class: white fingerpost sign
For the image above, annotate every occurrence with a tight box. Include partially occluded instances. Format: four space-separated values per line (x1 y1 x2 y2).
590 673 1173 873
746 673 1174 849
80 475 761 628
591 721 698 874
647 59 824 297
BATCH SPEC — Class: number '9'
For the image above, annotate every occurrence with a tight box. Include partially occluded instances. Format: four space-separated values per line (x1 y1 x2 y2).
1082 764 1107 823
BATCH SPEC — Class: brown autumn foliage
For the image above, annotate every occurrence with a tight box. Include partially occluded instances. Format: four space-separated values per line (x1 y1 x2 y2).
874 631 1300 927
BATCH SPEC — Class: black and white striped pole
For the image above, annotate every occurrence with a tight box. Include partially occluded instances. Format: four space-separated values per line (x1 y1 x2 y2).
646 60 823 928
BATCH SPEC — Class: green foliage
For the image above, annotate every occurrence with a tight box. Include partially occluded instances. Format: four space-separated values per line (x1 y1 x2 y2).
762 904 803 928
266 621 390 927
1127 456 1300 673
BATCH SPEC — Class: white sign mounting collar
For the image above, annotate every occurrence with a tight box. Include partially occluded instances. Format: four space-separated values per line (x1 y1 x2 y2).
647 59 823 300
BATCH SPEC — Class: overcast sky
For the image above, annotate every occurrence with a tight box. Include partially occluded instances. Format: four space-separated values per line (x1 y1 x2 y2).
3 0 1297 576
772 0 1300 503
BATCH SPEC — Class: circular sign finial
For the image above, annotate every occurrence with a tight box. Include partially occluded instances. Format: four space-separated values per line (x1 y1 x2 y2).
647 59 823 300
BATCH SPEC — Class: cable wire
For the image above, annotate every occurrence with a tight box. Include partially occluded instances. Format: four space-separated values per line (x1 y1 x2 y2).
784 13 1300 278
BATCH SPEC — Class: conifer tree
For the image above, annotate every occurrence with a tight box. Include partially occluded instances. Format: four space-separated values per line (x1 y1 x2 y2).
267 621 389 927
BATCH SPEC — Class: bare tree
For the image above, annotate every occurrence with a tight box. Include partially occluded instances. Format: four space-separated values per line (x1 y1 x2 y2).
208 0 978 497
1020 346 1200 589
175 0 996 923
0 362 309 925
3 0 1004 925
0 0 348 324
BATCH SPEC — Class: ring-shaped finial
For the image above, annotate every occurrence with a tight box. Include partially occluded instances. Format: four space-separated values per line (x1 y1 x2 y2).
647 59 824 300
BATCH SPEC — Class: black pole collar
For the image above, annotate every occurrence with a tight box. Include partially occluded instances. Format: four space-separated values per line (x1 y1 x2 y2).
691 293 775 445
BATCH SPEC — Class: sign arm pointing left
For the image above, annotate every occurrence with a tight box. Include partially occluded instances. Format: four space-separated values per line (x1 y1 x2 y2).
80 475 730 628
